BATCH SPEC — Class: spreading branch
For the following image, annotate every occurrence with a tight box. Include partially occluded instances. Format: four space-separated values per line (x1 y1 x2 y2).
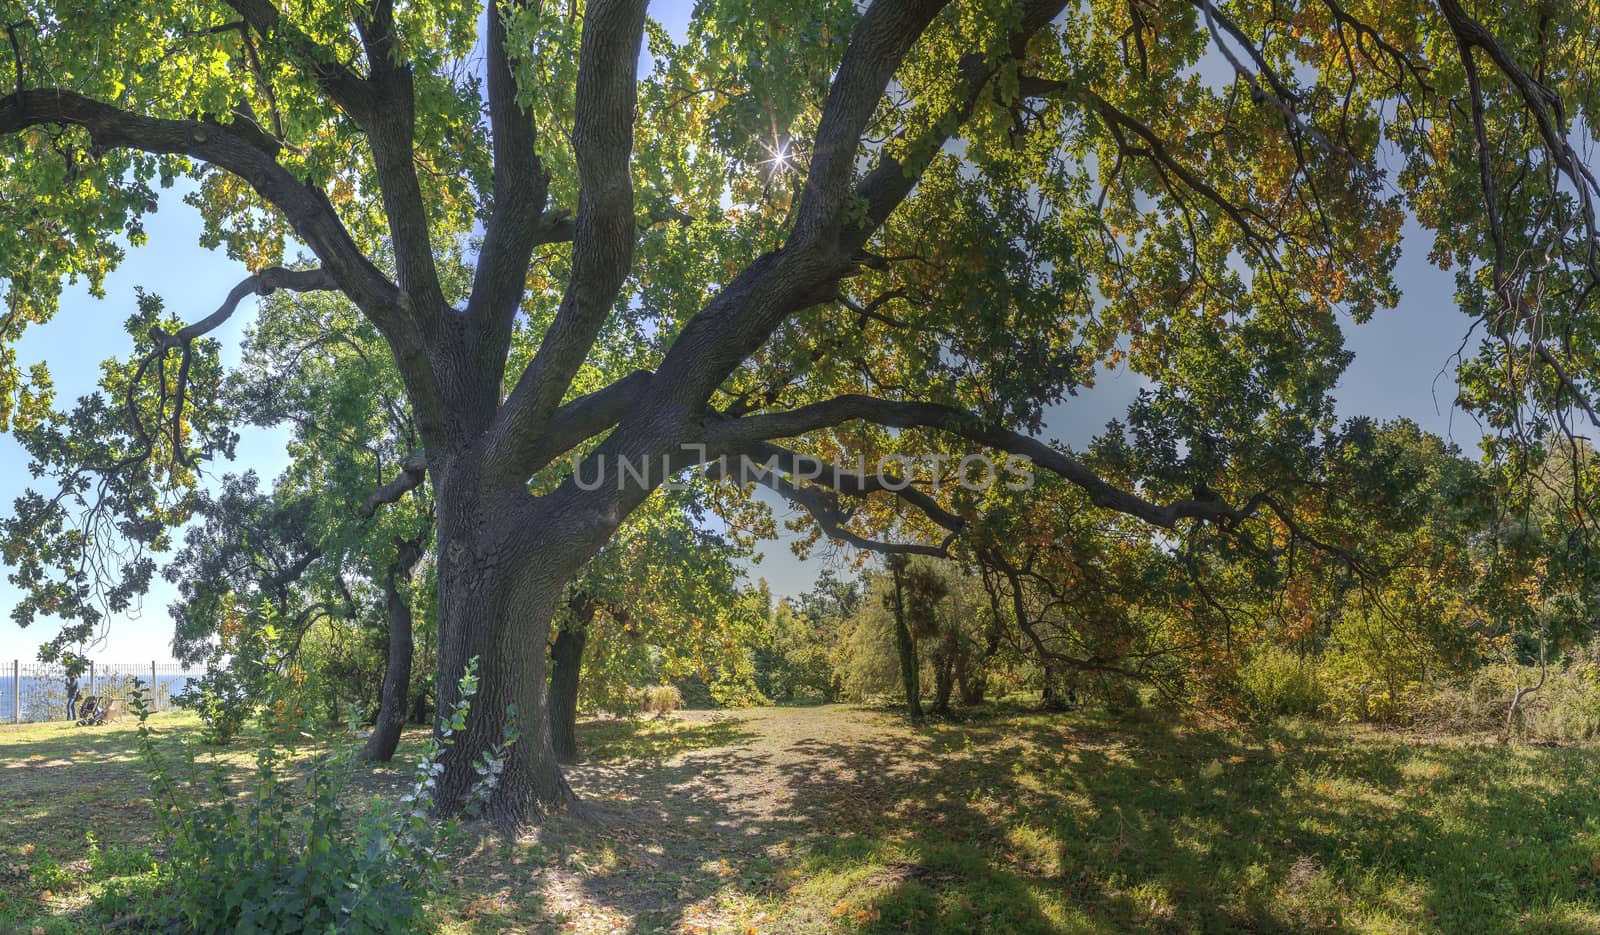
486 0 650 480
721 459 954 558
741 441 965 535
715 395 1242 529
124 267 337 470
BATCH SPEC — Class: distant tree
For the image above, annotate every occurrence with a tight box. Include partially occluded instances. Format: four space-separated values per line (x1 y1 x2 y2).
752 599 837 703
162 288 433 759
546 491 753 762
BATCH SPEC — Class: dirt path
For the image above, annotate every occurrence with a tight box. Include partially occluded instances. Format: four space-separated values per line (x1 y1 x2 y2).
526 705 929 934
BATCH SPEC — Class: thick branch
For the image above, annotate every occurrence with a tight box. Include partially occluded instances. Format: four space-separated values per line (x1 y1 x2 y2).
485 0 649 482
362 55 450 331
789 0 954 246
646 0 1067 423
0 88 451 452
230 0 449 333
847 0 1069 249
521 370 654 475
0 90 393 312
232 0 447 341
467 0 550 358
715 395 1238 529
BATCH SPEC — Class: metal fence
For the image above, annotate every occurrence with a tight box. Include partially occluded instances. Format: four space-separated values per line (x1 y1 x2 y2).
2 661 199 724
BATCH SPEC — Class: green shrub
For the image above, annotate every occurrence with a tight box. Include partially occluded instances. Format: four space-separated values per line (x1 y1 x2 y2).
132 657 516 933
672 674 717 708
1316 649 1429 724
173 664 255 744
1238 647 1325 720
1531 663 1600 741
1409 657 1600 742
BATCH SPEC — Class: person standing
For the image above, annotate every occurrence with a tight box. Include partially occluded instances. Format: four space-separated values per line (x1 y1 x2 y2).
65 671 80 721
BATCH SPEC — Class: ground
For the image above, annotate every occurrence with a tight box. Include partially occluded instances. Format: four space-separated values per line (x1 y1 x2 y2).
4 703 1600 933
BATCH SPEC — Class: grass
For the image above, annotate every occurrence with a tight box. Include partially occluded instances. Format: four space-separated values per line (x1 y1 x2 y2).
4 705 1600 932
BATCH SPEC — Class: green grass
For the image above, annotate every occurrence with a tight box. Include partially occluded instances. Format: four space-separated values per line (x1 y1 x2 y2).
747 712 1600 934
0 711 202 933
4 706 1600 932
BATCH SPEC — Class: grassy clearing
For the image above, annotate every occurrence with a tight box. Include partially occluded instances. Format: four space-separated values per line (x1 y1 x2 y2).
3 705 1600 932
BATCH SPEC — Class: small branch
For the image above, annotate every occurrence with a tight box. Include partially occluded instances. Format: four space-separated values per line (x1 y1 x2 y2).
152 266 336 350
723 459 953 558
359 451 428 518
125 267 336 469
741 440 965 535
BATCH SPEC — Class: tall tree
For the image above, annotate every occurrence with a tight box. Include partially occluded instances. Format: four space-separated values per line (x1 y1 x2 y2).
5 0 1600 827
547 488 753 761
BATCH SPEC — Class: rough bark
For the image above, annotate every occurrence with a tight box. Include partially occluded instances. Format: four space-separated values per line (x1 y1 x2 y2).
428 482 581 827
548 598 596 764
362 536 424 761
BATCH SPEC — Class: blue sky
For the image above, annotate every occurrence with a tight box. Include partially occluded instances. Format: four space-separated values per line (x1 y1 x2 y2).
0 5 1479 665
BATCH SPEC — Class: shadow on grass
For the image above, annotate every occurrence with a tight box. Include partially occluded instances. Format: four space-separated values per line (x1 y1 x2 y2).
525 708 1600 934
772 716 1600 934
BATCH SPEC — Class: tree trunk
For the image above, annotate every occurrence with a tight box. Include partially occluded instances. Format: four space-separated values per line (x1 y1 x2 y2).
889 560 923 718
933 653 955 715
548 597 595 764
362 537 424 761
431 487 581 829
1041 664 1067 711
956 648 986 706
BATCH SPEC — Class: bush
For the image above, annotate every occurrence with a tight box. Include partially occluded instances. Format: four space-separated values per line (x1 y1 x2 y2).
1411 669 1512 734
132 657 515 933
1402 653 1600 742
1424 658 1600 742
1531 663 1600 741
1238 647 1325 720
672 674 717 709
174 663 256 744
1317 650 1429 724
634 683 684 717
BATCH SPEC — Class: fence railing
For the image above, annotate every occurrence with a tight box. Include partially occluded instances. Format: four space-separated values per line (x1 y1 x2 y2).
2 661 198 724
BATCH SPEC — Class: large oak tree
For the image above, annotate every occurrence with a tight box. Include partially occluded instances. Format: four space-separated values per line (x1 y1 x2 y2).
3 0 1598 826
